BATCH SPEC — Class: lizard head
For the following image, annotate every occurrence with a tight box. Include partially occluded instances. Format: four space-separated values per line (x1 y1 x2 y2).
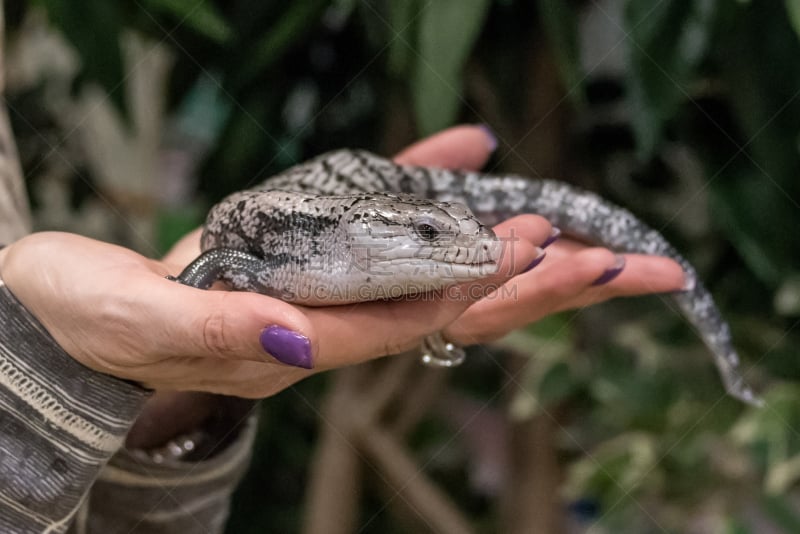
198 189 502 305
338 193 502 297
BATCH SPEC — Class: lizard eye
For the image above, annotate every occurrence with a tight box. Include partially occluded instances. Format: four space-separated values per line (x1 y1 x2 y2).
413 219 443 242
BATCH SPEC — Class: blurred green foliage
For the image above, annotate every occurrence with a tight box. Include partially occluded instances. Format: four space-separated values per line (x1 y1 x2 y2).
7 0 800 531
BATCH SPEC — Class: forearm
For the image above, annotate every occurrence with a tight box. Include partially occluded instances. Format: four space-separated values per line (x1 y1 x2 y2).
0 281 149 532
79 392 259 533
1 280 260 534
81 412 258 534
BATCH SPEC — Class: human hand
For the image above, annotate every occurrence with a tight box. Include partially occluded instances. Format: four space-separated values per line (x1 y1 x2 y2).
0 130 539 398
0 126 683 401
0 230 535 398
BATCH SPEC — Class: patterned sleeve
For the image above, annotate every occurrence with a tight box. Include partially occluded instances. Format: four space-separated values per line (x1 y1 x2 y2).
74 417 257 533
0 280 149 532
0 277 258 534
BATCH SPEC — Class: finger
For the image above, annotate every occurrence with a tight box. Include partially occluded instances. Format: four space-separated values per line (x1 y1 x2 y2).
444 247 624 344
552 254 685 311
305 217 543 369
489 214 552 277
543 238 591 258
536 240 686 294
139 357 309 398
126 276 319 370
393 125 497 170
446 249 686 345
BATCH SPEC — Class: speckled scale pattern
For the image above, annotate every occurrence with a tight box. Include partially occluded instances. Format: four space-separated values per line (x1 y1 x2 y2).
197 185 500 306
188 149 756 404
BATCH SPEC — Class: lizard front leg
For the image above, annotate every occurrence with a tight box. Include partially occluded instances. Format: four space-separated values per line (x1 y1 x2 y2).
171 248 272 293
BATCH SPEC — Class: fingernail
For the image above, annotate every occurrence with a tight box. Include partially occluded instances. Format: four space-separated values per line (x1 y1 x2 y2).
260 326 312 369
477 124 498 152
523 249 546 273
542 227 561 248
591 255 626 286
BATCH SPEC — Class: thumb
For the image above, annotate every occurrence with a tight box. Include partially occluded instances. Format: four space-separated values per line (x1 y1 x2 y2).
157 279 317 368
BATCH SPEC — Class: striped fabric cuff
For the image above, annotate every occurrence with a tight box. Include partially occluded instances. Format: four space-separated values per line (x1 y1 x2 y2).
0 283 149 530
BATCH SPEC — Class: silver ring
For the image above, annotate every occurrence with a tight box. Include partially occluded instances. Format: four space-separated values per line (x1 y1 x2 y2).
420 332 466 368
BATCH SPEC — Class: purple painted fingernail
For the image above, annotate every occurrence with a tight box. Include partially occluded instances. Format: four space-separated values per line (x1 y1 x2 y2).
260 326 312 369
477 124 498 152
523 249 546 273
542 227 561 248
591 255 626 286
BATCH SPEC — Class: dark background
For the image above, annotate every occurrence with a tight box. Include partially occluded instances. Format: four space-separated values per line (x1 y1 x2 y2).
4 0 800 531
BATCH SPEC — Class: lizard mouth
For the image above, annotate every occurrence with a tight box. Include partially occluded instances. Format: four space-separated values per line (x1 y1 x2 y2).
377 258 499 280
432 259 500 279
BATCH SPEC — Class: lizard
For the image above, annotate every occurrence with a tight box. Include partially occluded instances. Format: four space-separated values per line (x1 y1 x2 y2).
174 149 760 406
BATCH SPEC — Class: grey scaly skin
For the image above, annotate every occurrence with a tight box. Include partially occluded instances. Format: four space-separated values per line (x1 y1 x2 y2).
181 190 501 305
177 149 759 405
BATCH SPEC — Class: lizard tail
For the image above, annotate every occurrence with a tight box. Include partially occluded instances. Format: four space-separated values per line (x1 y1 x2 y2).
413 165 760 405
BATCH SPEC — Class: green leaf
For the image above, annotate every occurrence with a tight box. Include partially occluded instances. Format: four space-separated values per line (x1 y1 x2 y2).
155 203 203 254
537 0 584 104
760 494 800 532
724 518 753 534
564 432 660 504
786 0 800 41
711 1 800 285
526 311 574 341
710 175 793 286
732 385 800 493
624 0 717 158
386 0 422 77
141 0 233 44
538 361 578 405
774 273 800 316
332 0 358 15
35 0 128 117
412 0 491 135
233 0 330 91
503 315 576 420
